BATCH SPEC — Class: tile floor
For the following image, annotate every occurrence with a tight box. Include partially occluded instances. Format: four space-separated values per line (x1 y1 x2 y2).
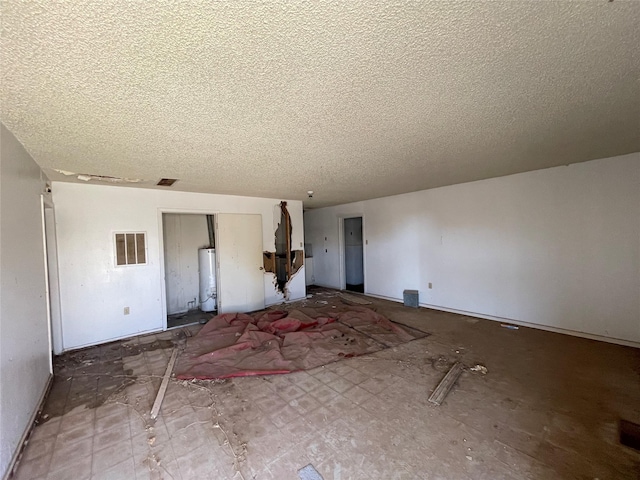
11 289 640 479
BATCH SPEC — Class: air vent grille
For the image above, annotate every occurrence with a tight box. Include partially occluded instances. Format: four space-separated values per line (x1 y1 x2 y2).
157 178 177 186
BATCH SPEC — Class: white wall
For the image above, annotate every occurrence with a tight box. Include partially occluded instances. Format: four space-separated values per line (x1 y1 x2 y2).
304 153 640 345
163 213 210 314
52 182 305 350
0 125 51 477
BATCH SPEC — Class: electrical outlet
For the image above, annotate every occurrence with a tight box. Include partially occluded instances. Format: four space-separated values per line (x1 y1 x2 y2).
124 307 130 315
428 283 433 289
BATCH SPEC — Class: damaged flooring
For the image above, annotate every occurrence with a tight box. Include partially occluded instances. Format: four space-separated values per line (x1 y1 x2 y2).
167 310 212 329
12 287 640 479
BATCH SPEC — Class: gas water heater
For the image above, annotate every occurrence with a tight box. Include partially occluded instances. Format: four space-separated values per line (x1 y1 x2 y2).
198 248 217 312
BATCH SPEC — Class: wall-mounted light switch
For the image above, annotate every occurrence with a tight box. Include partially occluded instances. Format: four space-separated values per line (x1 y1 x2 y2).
124 307 130 315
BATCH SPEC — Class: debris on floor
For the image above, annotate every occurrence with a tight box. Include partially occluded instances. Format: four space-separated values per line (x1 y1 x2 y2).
431 355 454 372
470 364 488 374
339 293 372 305
175 306 423 380
500 324 519 330
14 285 640 480
428 361 464 406
298 464 324 480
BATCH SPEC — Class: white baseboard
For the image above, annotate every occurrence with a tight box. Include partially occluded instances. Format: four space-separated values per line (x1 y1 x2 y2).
63 326 161 352
3 373 53 480
362 292 640 349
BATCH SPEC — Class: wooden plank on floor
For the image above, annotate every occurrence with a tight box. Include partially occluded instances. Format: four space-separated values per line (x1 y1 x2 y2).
428 362 463 406
150 348 179 420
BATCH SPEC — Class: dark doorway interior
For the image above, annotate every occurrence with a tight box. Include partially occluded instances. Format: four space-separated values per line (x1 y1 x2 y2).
344 217 364 293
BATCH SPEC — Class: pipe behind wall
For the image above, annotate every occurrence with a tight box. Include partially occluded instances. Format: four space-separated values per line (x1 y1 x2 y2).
206 215 215 248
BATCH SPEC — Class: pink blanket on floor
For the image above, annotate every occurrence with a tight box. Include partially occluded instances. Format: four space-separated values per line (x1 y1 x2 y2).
174 307 417 380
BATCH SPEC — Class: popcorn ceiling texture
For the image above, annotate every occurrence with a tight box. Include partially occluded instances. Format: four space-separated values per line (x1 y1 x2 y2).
2 1 639 207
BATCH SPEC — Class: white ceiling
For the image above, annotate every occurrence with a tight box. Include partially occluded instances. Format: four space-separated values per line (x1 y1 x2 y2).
2 1 639 208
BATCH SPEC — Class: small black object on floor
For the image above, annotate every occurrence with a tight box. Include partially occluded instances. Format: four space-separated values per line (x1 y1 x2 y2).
346 283 364 293
620 419 640 451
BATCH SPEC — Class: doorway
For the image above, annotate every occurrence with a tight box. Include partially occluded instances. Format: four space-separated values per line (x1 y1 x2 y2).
344 217 364 293
161 212 266 329
162 213 216 328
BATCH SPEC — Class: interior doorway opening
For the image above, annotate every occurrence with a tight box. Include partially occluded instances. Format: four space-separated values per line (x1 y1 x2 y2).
162 213 217 329
344 217 364 293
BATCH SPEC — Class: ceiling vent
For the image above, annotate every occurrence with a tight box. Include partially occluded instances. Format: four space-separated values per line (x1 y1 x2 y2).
157 178 178 187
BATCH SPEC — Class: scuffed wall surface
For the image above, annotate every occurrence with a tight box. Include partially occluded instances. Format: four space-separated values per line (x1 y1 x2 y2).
0 125 51 477
305 153 640 344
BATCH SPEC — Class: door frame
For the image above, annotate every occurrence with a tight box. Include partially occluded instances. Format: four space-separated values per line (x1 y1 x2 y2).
42 196 63 356
337 214 366 292
40 196 57 368
158 208 220 331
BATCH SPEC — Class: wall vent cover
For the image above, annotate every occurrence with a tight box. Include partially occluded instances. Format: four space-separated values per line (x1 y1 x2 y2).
157 178 178 186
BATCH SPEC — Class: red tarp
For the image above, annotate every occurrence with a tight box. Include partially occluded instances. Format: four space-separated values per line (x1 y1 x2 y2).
175 307 420 380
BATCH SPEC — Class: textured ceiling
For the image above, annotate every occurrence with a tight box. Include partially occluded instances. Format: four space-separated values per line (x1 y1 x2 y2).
2 1 639 208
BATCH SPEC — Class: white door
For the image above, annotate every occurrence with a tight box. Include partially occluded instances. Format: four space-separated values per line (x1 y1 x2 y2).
216 214 265 313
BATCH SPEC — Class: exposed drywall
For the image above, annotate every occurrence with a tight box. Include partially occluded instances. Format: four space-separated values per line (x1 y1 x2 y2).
52 182 305 350
162 213 210 315
0 125 51 477
304 153 640 344
265 202 304 297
